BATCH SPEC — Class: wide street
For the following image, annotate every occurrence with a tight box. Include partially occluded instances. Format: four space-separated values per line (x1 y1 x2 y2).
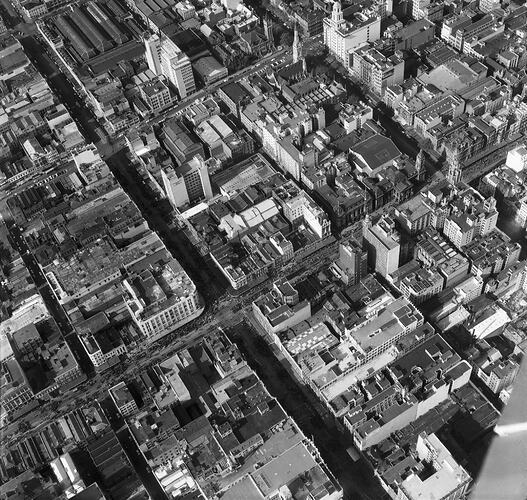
5 20 509 500
20 35 102 144
229 321 390 500
98 397 167 500
143 46 292 129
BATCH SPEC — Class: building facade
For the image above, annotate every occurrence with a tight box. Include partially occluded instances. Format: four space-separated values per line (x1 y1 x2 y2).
323 1 381 64
145 33 196 99
363 215 401 277
349 43 404 96
162 155 213 208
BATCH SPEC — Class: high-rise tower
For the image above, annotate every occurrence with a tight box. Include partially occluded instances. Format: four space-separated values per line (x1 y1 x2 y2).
415 149 426 181
446 146 462 185
144 33 195 99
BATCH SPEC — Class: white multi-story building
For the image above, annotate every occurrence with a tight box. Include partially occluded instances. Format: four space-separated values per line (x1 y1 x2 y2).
109 382 138 417
339 101 373 133
323 1 381 64
506 144 527 173
479 0 500 12
396 433 471 500
21 1 48 20
161 155 213 209
444 197 498 248
410 0 443 20
79 331 127 371
145 34 162 74
123 257 203 341
273 181 331 238
516 194 527 228
139 78 173 113
466 304 510 340
144 33 196 99
301 194 331 239
443 213 475 249
363 215 401 277
349 43 404 96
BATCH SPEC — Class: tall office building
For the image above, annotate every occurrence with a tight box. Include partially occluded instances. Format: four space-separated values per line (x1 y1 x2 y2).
144 33 196 99
144 34 162 74
123 257 202 340
349 43 404 96
415 149 426 181
162 155 213 208
410 0 443 21
323 1 381 64
446 146 462 185
338 239 368 285
363 215 401 277
479 0 500 13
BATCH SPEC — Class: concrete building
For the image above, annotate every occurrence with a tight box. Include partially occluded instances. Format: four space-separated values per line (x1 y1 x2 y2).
413 95 465 136
506 144 527 173
81 332 127 371
399 267 444 304
387 19 435 50
352 134 401 176
323 1 381 64
145 33 196 99
161 119 205 165
339 101 373 133
20 1 48 21
1 358 35 415
516 193 527 228
294 8 326 37
479 0 500 12
464 230 520 278
162 155 212 208
193 56 228 85
477 357 519 394
123 256 203 340
349 44 404 96
363 215 401 277
145 34 162 74
443 213 475 249
351 334 471 450
77 314 127 372
466 304 510 340
335 239 368 285
252 280 311 337
410 0 443 21
397 433 471 500
394 194 433 235
139 78 173 113
440 13 496 53
109 382 138 417
468 340 520 394
195 115 254 163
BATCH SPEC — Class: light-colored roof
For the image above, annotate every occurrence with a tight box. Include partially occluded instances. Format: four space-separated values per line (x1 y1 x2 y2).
251 442 317 495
